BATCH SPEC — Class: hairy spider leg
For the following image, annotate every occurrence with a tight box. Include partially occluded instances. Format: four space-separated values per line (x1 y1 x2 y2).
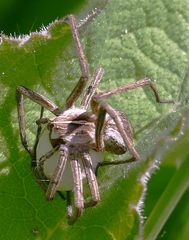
95 78 175 104
32 145 59 193
33 106 45 160
46 144 69 200
37 145 60 171
32 167 50 196
66 191 73 221
81 151 100 207
96 102 141 160
16 86 61 157
95 157 136 176
65 15 89 108
66 190 81 225
70 152 84 217
93 78 175 170
80 68 104 109
95 107 106 151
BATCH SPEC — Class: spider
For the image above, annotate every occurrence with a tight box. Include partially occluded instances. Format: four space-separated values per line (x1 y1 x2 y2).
16 15 173 224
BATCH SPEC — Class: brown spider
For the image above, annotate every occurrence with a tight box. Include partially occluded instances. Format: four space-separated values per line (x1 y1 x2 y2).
16 15 173 224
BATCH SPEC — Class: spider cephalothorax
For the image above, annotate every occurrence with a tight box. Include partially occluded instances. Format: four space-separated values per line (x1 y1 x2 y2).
49 108 97 149
16 14 173 224
47 107 132 153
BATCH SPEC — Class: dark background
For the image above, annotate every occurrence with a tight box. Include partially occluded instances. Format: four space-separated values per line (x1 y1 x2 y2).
0 0 85 35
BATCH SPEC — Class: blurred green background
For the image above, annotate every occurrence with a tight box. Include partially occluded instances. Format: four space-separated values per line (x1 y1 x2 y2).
0 0 85 34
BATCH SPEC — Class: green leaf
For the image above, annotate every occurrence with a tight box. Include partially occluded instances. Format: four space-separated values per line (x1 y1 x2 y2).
0 0 189 240
143 108 189 240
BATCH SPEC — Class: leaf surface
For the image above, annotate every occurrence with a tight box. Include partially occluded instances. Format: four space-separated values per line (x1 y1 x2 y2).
0 0 189 239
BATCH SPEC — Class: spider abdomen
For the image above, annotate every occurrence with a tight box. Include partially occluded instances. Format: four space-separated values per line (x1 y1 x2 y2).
104 110 133 155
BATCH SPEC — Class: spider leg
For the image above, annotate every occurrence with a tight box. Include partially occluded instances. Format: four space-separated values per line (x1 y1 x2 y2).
69 152 84 219
32 145 59 194
37 145 59 170
66 190 81 225
95 157 135 176
32 168 50 194
57 191 66 201
93 78 175 160
95 78 175 104
64 15 89 108
96 101 140 160
16 86 61 157
16 86 61 115
81 151 100 207
95 107 106 151
80 68 104 109
33 106 45 160
66 191 74 222
46 144 69 200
